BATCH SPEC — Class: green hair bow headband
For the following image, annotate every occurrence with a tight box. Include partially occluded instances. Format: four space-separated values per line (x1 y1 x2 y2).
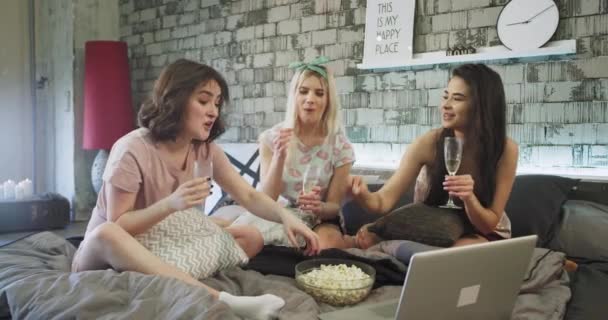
288 56 329 79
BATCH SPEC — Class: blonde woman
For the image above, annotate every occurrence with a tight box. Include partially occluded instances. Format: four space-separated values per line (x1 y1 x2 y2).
232 57 355 250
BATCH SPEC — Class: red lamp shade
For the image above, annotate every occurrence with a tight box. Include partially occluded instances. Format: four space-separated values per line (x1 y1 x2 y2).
83 41 134 150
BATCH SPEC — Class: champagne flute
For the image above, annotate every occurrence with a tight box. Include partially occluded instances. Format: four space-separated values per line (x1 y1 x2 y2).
440 137 463 209
193 159 213 215
302 164 320 195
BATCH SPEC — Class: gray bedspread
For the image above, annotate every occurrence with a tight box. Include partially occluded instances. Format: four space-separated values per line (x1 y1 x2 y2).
0 232 570 320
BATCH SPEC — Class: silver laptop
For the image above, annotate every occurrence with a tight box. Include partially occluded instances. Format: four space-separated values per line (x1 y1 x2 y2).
319 235 537 320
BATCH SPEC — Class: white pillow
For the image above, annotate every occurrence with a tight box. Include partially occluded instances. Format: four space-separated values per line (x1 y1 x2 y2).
135 208 248 280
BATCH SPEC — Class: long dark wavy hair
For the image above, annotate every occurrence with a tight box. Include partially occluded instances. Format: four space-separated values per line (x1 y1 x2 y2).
138 59 228 143
424 64 507 208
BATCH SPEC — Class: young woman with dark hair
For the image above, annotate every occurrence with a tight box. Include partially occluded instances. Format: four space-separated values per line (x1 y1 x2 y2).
71 59 319 320
349 63 519 260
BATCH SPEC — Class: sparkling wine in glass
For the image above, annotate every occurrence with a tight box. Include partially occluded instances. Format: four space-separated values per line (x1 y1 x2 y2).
440 137 463 209
193 159 213 214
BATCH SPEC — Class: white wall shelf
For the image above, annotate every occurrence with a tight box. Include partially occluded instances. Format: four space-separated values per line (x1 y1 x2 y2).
357 39 577 70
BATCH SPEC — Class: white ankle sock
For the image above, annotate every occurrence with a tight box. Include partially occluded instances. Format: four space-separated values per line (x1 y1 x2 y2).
218 291 285 320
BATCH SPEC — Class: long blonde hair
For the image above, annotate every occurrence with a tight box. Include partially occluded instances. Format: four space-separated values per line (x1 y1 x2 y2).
284 67 342 139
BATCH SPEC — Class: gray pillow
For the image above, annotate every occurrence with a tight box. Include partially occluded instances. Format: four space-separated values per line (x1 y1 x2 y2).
552 200 608 262
368 203 470 247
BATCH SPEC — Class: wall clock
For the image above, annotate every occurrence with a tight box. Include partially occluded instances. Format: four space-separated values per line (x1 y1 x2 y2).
497 0 560 51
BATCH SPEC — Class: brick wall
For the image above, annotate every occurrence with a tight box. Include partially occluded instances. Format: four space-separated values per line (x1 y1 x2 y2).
119 0 608 171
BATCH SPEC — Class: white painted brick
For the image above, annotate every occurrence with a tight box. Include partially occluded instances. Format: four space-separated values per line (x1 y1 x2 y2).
255 23 276 38
525 82 582 103
274 96 288 111
356 74 378 91
303 47 322 61
325 59 348 76
399 125 433 142
571 0 602 16
381 72 415 90
450 11 468 29
124 35 141 47
353 7 366 25
178 37 196 50
338 27 363 43
327 11 349 28
424 33 449 51
155 29 171 42
335 76 355 93
179 13 197 25
277 19 300 35
226 14 244 30
201 0 220 8
254 97 275 113
302 15 327 32
229 85 244 99
221 127 239 141
275 50 299 66
140 8 157 21
236 26 255 41
146 43 162 55
268 5 290 22
187 24 206 37
370 126 400 143
263 112 285 127
173 27 189 39
184 0 200 11
415 68 449 89
215 31 232 45
312 29 338 46
163 15 177 28
452 0 491 11
354 109 384 125
322 43 353 60
467 6 501 28
141 32 153 44
427 88 443 106
150 55 168 67
490 64 524 84
314 0 341 14
197 33 215 47
290 3 305 19
435 0 451 13
431 13 452 33
507 124 545 144
265 81 287 96
253 53 274 68
294 32 312 48
128 12 140 24
504 84 522 104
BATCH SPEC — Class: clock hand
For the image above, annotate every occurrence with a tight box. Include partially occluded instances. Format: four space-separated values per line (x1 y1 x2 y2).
505 3 556 26
526 3 556 22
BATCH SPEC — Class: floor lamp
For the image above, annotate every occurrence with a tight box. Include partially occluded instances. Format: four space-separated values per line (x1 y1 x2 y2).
83 41 134 193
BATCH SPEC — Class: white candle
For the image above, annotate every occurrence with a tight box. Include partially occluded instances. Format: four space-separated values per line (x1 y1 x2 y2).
19 179 34 198
15 184 24 200
3 180 16 200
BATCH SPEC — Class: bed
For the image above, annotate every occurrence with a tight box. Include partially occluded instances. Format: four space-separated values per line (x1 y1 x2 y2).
1 174 606 319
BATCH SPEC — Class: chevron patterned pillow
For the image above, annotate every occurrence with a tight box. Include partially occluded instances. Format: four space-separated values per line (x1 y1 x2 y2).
135 208 248 279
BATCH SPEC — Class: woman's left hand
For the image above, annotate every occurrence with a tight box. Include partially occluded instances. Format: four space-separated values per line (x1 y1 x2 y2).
443 174 475 201
279 209 320 256
297 186 323 215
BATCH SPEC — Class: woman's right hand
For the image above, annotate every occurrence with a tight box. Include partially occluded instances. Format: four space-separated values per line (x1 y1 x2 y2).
165 177 212 211
349 175 370 200
272 128 293 160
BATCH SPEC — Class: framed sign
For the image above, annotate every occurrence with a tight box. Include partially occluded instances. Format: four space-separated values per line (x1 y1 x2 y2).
361 0 416 69
358 0 575 70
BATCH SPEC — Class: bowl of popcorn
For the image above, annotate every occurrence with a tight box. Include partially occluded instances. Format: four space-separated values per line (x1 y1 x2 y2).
295 258 376 306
